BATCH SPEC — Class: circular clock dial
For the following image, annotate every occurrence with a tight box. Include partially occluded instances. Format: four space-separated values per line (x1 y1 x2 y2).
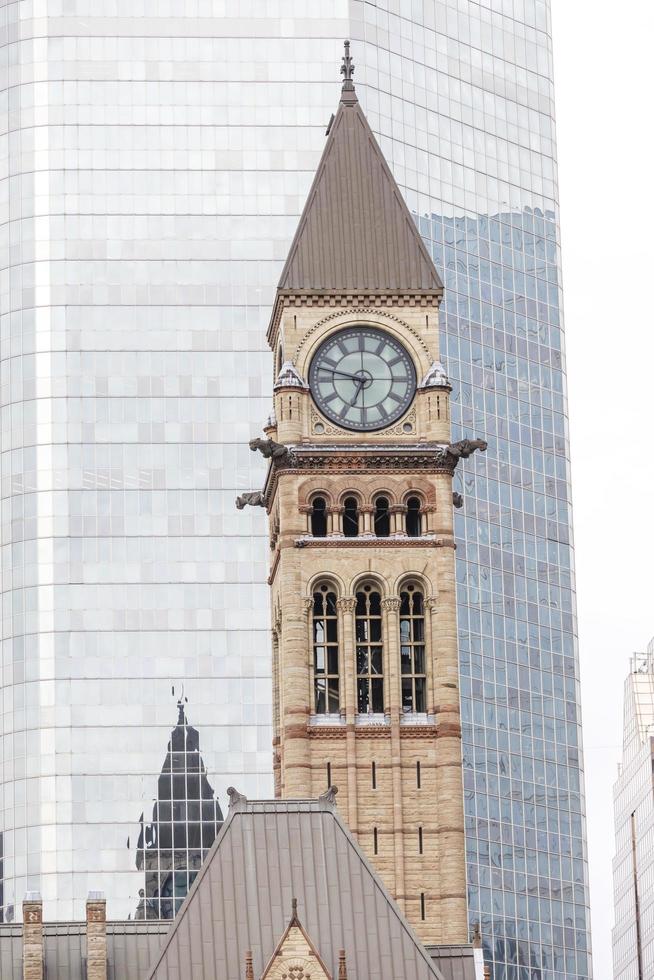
308 326 417 431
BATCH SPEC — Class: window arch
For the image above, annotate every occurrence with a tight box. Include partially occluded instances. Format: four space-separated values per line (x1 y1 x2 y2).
310 496 327 537
400 584 426 713
374 496 390 537
406 496 422 537
343 496 359 537
312 584 339 714
355 585 384 714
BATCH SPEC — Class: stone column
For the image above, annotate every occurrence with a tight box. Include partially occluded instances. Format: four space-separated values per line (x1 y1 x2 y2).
390 503 407 536
328 505 344 536
382 595 404 906
281 578 313 798
338 596 358 832
359 504 374 537
86 892 107 980
299 504 312 535
22 893 43 980
431 475 467 943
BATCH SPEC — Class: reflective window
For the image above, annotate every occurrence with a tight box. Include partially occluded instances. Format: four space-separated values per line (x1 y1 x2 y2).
343 496 359 537
400 586 426 713
312 585 339 714
406 497 422 537
355 586 384 713
374 497 390 537
135 705 223 920
310 497 327 538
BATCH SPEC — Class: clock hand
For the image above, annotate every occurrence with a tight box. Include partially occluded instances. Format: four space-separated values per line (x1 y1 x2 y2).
329 368 366 382
349 378 365 406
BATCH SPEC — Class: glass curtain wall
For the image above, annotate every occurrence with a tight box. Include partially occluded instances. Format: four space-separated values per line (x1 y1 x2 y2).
0 2 590 976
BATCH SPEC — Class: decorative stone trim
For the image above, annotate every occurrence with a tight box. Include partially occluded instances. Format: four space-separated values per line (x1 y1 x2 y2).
355 713 389 727
336 596 357 613
294 535 455 550
268 294 442 346
307 725 348 739
308 713 344 727
419 359 452 390
400 712 435 726
274 360 308 390
290 307 434 362
381 596 401 612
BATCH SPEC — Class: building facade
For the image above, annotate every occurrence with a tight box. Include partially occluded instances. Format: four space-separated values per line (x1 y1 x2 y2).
0 1 590 976
612 641 654 980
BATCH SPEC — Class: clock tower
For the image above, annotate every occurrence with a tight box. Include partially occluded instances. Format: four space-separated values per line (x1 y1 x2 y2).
242 44 484 947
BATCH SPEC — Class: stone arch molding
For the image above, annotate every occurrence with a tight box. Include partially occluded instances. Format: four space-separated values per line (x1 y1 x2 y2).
292 307 432 367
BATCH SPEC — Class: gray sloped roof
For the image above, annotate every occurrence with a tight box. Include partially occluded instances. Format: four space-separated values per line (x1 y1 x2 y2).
145 798 445 980
0 920 169 980
275 84 443 297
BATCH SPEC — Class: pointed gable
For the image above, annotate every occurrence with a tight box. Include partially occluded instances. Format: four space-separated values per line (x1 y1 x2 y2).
144 798 444 980
260 900 332 979
276 95 442 299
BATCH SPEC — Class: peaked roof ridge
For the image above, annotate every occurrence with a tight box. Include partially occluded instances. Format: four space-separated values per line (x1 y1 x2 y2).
145 798 445 980
268 83 442 341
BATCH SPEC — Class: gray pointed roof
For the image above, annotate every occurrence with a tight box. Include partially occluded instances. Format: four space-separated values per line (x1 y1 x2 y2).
144 797 445 980
273 83 442 303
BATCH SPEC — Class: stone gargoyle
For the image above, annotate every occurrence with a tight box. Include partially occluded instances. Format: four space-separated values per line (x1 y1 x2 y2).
447 438 488 460
452 492 463 509
249 437 290 461
235 491 266 510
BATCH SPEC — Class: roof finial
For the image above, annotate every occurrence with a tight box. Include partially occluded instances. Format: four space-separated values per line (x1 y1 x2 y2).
340 40 357 104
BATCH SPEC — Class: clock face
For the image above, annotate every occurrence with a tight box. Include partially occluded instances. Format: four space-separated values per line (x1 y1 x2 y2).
308 326 417 431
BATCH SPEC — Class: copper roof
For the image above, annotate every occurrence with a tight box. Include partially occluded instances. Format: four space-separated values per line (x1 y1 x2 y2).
274 73 443 300
145 797 447 980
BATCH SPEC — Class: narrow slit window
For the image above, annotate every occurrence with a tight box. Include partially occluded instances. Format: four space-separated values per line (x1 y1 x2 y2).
373 827 378 855
418 827 423 854
400 586 427 713
416 761 421 789
310 497 327 537
343 496 359 537
406 497 422 537
374 497 390 537
372 761 377 789
312 585 339 714
356 586 384 713
420 893 426 920
327 762 331 787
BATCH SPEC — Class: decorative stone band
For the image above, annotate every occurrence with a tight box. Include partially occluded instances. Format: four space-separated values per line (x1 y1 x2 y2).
272 446 456 475
267 289 443 343
307 724 458 740
294 536 455 550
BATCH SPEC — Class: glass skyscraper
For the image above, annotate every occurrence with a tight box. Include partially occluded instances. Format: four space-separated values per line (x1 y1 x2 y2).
612 641 654 980
0 2 590 976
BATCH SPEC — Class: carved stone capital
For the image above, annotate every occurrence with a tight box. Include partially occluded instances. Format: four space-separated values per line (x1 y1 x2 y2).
388 503 407 515
337 596 357 613
381 596 401 612
425 595 438 611
302 597 314 619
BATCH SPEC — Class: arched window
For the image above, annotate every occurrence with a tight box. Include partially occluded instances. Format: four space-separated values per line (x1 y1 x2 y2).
343 496 359 537
374 497 390 537
312 585 339 714
310 497 327 537
400 585 426 713
406 496 422 537
355 585 384 713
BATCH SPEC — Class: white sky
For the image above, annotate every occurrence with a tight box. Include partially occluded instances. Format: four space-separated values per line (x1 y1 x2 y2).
552 1 654 976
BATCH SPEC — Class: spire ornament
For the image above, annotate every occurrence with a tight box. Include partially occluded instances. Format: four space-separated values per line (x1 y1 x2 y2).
340 40 357 104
